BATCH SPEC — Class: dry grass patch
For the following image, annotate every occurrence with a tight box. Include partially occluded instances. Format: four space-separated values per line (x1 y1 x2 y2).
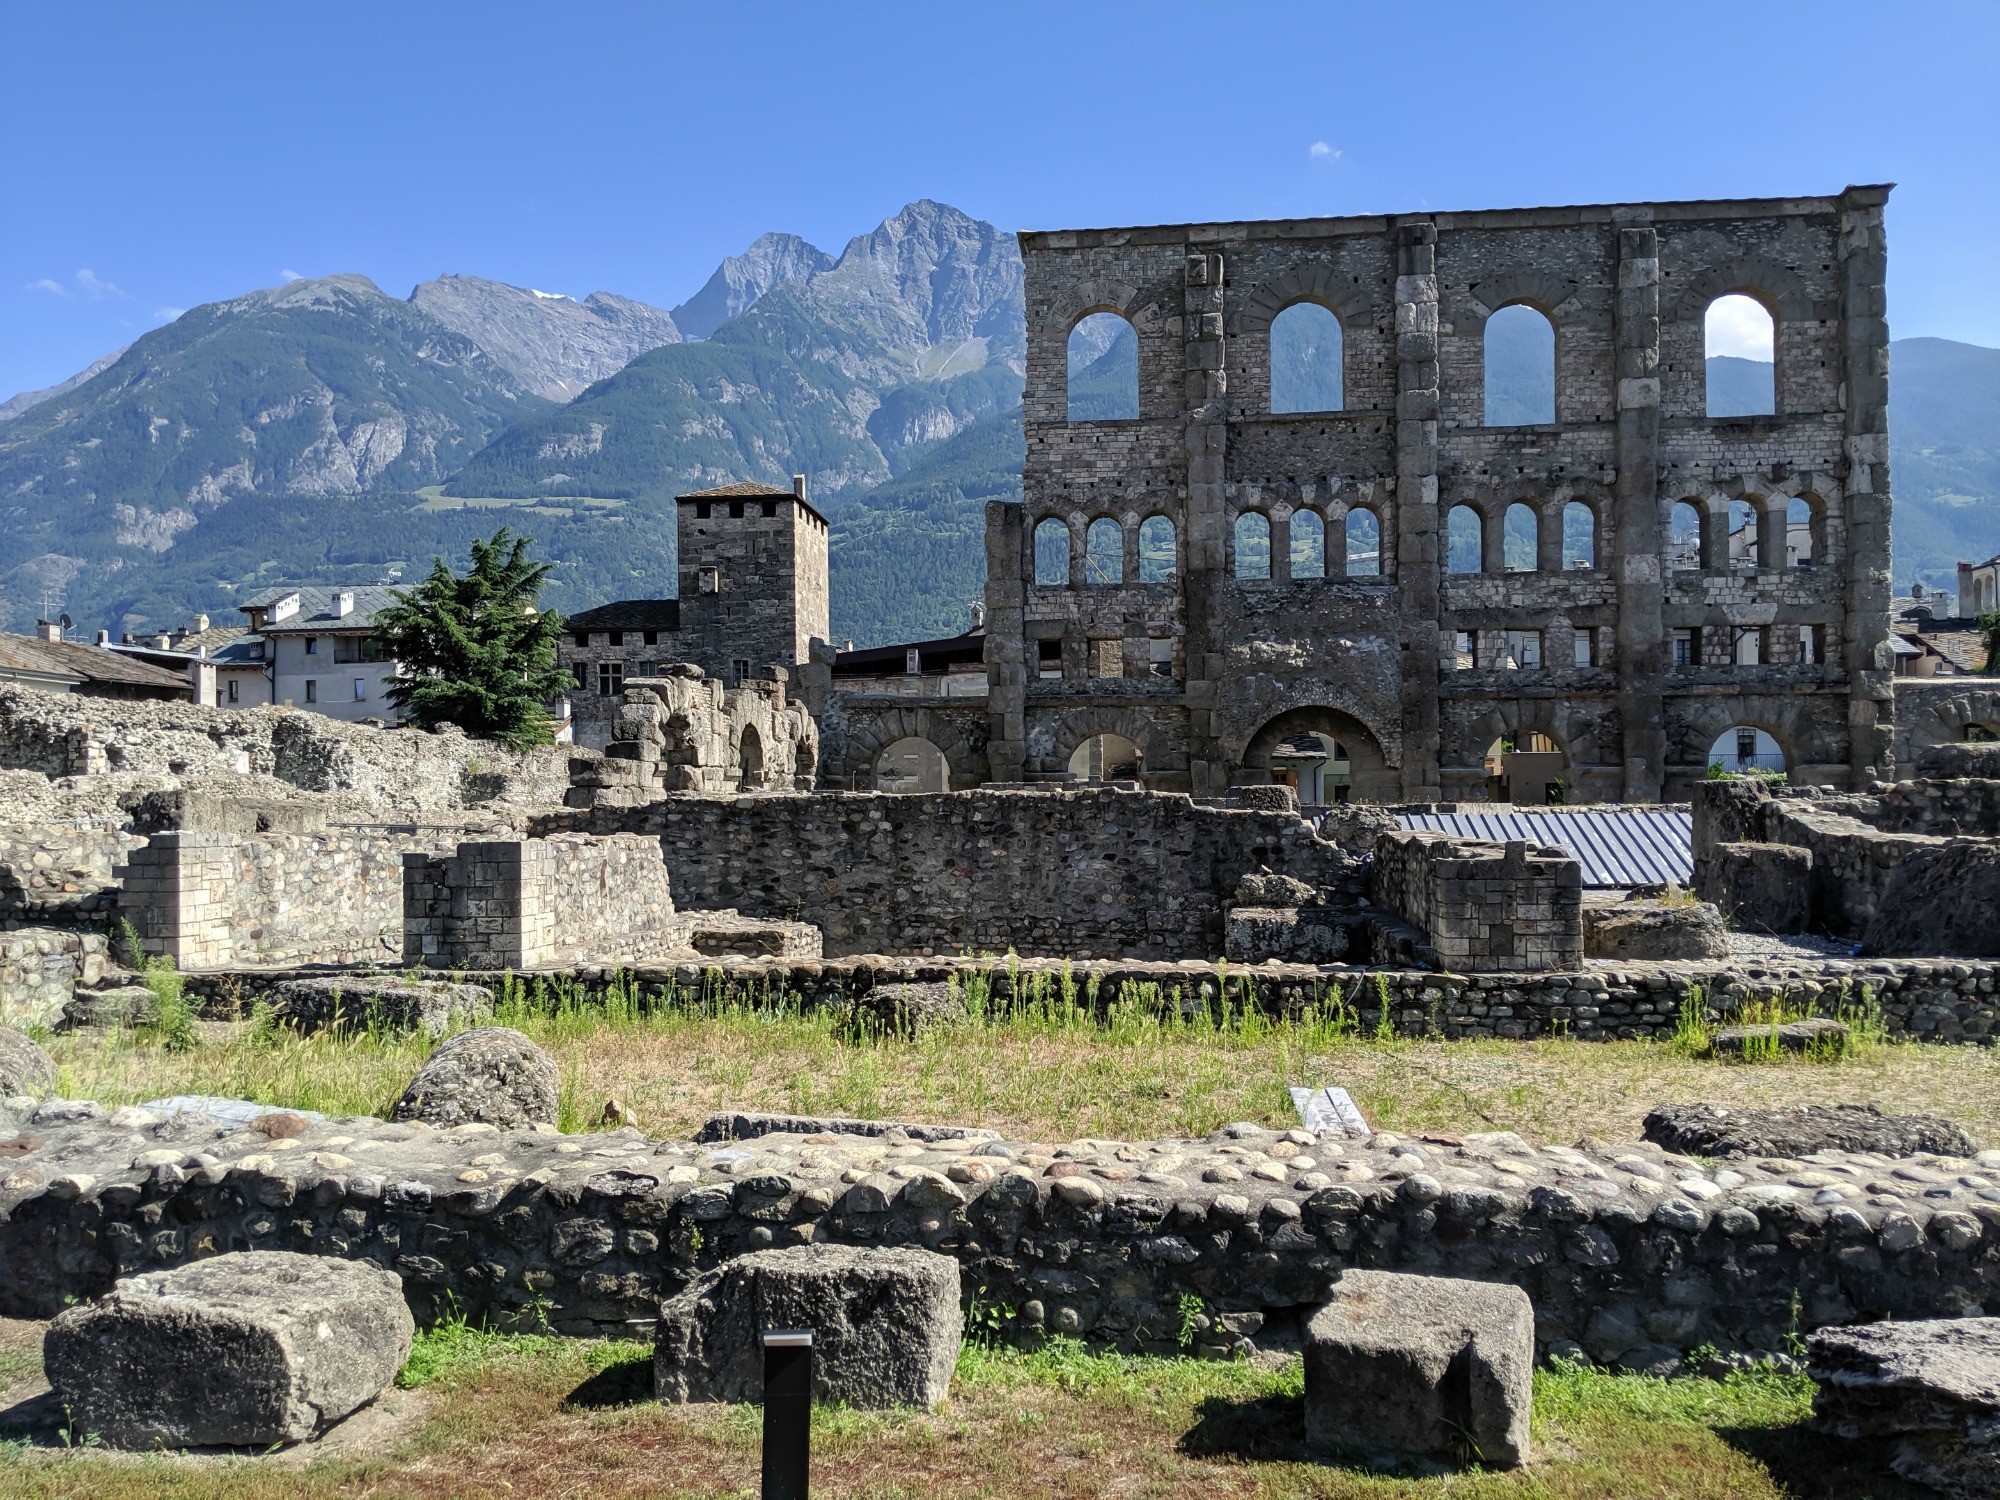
0 1326 1928 1500
41 988 2000 1147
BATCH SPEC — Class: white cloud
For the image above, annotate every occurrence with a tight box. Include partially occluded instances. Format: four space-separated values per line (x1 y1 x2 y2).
24 277 68 296
280 268 303 282
1705 294 1774 360
153 306 186 322
74 268 126 300
1309 141 1341 161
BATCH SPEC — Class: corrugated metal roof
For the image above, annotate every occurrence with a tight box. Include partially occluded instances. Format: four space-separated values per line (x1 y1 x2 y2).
1393 808 1693 888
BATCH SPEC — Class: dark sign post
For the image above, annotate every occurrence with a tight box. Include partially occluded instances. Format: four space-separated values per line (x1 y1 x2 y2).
761 1328 812 1500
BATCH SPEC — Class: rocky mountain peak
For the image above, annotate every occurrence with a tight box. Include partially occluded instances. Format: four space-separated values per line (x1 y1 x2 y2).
670 232 836 340
409 275 681 402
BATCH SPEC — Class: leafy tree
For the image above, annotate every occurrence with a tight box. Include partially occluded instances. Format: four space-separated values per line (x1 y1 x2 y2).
371 528 569 747
1979 610 2000 674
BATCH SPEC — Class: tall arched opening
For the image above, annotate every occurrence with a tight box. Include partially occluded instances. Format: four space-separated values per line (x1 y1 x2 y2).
1241 707 1395 802
874 736 951 793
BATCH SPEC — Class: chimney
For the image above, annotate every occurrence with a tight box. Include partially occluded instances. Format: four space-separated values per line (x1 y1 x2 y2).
271 592 301 623
95 629 110 645
35 620 59 642
332 591 355 619
970 601 986 630
792 474 807 502
193 612 209 632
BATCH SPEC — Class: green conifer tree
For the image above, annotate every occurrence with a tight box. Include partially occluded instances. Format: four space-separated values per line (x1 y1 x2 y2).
371 528 569 747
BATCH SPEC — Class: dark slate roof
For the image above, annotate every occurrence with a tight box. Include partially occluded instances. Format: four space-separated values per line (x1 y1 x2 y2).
0 633 191 692
676 480 828 527
240 584 405 635
565 599 682 632
1393 807 1694 889
833 630 985 676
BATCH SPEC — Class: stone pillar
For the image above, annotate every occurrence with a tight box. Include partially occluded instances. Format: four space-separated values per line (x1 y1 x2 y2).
982 500 1026 783
1839 184 1897 784
1181 250 1230 794
1394 221 1442 800
1612 216 1666 801
119 833 232 971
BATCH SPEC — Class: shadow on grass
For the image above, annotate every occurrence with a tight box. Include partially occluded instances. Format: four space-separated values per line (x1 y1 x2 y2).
1178 1389 1312 1464
1716 1425 1933 1500
564 1353 655 1410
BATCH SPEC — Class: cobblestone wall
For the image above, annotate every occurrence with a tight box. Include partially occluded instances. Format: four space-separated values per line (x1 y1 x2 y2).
2 1099 1994 1365
0 823 135 926
549 787 1358 959
0 928 102 1029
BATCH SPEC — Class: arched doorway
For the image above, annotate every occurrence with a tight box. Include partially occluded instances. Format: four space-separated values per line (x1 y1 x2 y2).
1068 732 1144 782
1483 732 1568 804
1241 707 1395 802
1707 725 1785 775
1268 731 1353 806
737 724 765 790
874 736 950 793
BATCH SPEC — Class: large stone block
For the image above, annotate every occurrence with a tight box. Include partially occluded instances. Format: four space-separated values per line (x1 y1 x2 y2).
1914 742 2000 780
654 1245 961 1408
1810 1317 2000 1499
271 975 492 1038
1582 900 1730 961
392 1026 559 1128
0 1027 55 1098
1862 841 2000 958
1644 1102 1975 1160
1305 1270 1533 1469
43 1251 413 1447
1704 841 1812 934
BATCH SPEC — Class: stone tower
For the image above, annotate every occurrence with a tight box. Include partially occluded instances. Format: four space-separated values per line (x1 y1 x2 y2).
675 477 831 682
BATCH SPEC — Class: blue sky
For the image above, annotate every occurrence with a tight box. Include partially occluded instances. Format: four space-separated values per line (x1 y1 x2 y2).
3 0 1996 399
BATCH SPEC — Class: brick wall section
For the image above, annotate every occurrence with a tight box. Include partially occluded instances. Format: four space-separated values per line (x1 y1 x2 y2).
1371 830 1584 971
551 788 1357 960
404 834 679 970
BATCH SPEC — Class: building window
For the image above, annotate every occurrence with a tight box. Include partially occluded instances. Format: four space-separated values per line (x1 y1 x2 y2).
608 631 623 647
733 659 750 685
1734 627 1765 666
1039 639 1063 679
597 661 623 696
354 678 366 701
572 663 588 690
1672 628 1698 667
697 567 721 594
642 630 658 646
1800 624 1825 664
1573 631 1595 668
574 632 589 648
1091 638 1124 678
1502 630 1542 669
1454 630 1476 671
905 648 922 675
729 501 745 519
696 501 711 519
761 500 777 517
305 637 318 655
226 679 239 703
1150 637 1173 677
304 679 317 703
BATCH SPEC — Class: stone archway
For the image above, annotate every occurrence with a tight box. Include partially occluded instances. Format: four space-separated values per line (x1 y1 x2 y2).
1241 707 1396 803
837 705 987 791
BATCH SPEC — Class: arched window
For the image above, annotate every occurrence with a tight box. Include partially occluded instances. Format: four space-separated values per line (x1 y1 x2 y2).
1270 302 1343 413
1068 732 1144 782
1234 512 1271 580
1138 515 1176 582
1484 304 1556 426
874 737 950 793
1707 726 1784 775
738 724 765 790
1084 518 1123 585
1729 499 1760 571
1705 294 1775 417
1033 517 1070 586
1345 507 1381 577
1447 505 1483 574
1787 495 1817 567
1290 510 1325 579
1668 502 1704 572
1504 502 1539 571
1067 312 1138 421
1563 501 1596 569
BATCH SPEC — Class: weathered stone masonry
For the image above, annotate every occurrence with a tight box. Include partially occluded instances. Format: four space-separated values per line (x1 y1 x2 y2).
983 189 1896 803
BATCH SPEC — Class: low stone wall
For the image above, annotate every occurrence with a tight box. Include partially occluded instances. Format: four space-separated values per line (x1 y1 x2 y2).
1370 832 1583 972
120 829 442 970
403 835 682 971
0 822 135 926
2 1099 1995 1367
0 928 105 1029
175 953 2000 1047
542 787 1359 960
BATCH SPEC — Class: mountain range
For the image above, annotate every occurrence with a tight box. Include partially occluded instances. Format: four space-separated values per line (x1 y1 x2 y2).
3 202 1997 650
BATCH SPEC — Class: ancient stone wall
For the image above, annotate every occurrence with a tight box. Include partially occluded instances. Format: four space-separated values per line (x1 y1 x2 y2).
2 1098 1994 1365
989 189 1895 804
568 676 818 802
551 787 1357 960
1370 831 1584 972
0 823 136 926
402 834 680 971
0 928 103 1029
1892 678 2000 770
119 829 438 971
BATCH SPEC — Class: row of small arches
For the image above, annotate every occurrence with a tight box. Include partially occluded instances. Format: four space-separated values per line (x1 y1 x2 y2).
1444 501 1600 574
1067 294 1780 423
1032 511 1388 585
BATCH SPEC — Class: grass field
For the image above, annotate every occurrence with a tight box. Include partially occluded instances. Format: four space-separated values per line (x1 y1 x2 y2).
40 976 2000 1148
0 1319 1929 1499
